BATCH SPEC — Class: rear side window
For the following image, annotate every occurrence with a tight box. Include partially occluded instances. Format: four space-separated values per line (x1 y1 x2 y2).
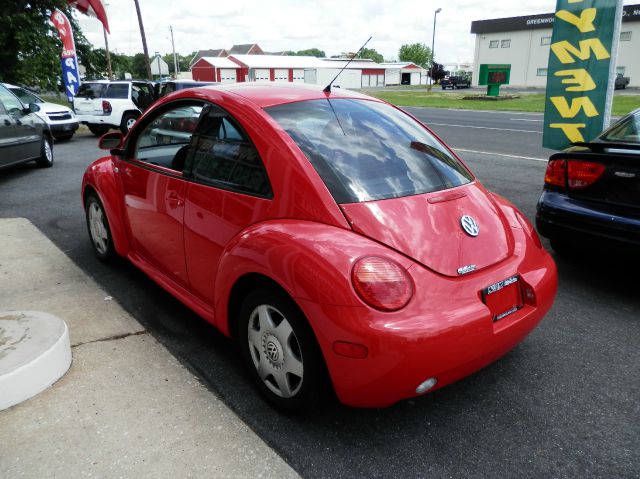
266 99 473 203
600 113 640 144
104 84 129 99
187 105 271 197
77 83 106 98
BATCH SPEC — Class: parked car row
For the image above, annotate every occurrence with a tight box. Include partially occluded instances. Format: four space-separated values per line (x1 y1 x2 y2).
72 79 218 136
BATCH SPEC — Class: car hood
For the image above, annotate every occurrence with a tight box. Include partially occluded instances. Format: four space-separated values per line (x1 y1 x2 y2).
340 182 514 277
38 101 73 114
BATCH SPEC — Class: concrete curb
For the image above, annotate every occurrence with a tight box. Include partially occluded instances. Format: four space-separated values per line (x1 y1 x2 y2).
0 311 72 411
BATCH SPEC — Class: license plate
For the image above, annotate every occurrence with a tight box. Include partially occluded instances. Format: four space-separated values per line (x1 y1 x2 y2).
481 275 523 322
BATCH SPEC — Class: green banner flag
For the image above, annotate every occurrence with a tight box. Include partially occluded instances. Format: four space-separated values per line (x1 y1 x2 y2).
543 0 623 150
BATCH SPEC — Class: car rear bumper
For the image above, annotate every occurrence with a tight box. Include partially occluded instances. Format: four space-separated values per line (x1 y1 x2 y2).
536 190 640 248
298 248 557 408
77 114 118 128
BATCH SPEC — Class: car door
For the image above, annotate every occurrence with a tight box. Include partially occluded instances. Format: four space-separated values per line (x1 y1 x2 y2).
182 105 273 303
0 84 40 165
119 100 205 287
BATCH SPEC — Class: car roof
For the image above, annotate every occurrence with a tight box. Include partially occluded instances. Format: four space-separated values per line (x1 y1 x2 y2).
194 82 380 109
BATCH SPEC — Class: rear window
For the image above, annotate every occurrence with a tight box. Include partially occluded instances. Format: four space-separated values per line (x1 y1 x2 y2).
599 112 640 144
266 99 473 203
77 83 106 99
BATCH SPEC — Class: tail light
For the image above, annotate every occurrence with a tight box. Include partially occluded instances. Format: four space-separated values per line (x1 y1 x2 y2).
102 100 112 114
351 256 413 312
544 159 605 189
567 160 605 188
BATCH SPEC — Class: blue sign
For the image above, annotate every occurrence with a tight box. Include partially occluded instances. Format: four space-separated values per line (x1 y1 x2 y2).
61 56 80 102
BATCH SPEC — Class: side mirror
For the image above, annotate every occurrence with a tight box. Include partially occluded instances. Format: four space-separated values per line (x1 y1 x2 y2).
28 102 41 113
98 131 124 151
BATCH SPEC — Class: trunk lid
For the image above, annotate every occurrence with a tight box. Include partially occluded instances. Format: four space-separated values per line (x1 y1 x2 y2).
340 182 514 277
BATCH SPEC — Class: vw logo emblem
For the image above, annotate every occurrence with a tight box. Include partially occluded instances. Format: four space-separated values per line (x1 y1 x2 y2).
460 215 479 237
266 341 280 362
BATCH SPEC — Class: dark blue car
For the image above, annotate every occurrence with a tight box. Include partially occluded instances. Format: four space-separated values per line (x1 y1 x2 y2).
536 108 640 252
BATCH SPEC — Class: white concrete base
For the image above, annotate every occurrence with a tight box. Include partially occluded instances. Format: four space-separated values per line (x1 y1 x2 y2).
0 311 71 411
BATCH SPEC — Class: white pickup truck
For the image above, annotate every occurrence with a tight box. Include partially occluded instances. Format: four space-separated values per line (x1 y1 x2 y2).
73 80 156 136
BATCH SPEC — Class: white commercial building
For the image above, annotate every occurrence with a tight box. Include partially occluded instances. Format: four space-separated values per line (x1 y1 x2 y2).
471 4 640 87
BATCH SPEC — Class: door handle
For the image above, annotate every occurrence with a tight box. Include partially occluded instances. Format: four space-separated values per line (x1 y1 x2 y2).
166 192 184 207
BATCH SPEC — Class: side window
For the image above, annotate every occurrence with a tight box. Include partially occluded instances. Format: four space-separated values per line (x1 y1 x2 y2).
0 85 24 116
189 105 272 197
133 102 204 171
133 82 154 110
105 84 129 99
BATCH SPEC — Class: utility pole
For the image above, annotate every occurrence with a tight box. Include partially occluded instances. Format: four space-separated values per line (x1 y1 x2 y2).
170 26 179 78
430 8 442 86
133 0 152 79
103 26 113 79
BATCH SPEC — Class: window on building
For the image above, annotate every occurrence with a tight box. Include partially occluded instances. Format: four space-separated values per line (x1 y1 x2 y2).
540 36 551 46
489 40 499 48
620 31 632 41
537 68 548 76
501 39 511 48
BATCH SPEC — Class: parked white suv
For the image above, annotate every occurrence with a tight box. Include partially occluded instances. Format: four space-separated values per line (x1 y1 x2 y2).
3 83 79 141
73 80 156 136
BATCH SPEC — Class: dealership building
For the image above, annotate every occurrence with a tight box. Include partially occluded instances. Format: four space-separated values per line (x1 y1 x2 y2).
470 4 640 87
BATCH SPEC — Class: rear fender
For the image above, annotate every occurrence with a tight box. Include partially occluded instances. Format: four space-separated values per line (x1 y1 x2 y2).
82 156 129 257
212 220 413 337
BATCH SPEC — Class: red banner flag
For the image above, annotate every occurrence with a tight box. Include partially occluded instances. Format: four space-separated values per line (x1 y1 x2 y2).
67 0 110 33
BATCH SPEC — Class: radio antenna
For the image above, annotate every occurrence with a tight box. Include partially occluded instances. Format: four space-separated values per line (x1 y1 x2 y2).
323 36 372 93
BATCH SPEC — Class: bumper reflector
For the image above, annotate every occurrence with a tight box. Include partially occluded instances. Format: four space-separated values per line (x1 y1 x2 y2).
416 377 438 395
333 341 368 359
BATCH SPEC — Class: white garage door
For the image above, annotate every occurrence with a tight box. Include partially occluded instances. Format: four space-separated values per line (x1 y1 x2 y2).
292 69 305 83
254 69 270 82
219 69 237 83
410 72 420 85
274 69 288 82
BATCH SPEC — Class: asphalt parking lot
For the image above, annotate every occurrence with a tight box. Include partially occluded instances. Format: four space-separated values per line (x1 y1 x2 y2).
1 110 638 478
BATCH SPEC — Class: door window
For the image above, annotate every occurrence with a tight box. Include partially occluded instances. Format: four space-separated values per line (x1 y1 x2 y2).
188 105 272 197
0 86 25 116
133 101 205 171
104 83 129 99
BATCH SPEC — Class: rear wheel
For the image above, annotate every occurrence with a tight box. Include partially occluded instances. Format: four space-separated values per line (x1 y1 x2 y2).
88 124 109 136
85 193 116 261
238 287 328 413
120 113 139 134
35 136 53 168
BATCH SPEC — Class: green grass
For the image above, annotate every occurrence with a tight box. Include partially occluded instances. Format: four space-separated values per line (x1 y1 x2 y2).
362 90 640 116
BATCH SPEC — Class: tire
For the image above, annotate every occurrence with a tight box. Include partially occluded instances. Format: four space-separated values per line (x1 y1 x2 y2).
85 193 116 262
120 113 139 134
238 287 328 413
88 124 109 136
441 85 446 90
35 136 53 168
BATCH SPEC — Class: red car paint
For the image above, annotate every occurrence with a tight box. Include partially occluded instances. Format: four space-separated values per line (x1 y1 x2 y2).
82 83 557 408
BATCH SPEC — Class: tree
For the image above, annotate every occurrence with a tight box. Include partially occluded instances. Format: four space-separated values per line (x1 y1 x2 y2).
429 62 448 84
0 1 99 89
398 43 432 69
289 48 326 58
131 54 149 79
358 48 383 64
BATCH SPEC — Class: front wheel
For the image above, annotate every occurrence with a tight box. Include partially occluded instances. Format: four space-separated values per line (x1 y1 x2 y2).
238 287 328 413
35 136 53 168
85 193 116 261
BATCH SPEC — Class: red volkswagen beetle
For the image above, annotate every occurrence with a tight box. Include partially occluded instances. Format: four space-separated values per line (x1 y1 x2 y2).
82 83 557 411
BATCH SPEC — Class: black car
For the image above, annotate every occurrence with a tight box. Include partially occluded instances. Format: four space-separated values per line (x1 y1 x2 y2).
441 76 471 89
536 109 640 252
0 83 53 170
157 80 219 98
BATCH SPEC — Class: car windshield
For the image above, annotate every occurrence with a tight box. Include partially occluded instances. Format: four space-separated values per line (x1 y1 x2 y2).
9 87 42 104
266 99 473 203
599 111 640 144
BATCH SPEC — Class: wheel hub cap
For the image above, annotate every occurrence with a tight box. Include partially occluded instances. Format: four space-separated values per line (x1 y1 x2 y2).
262 333 284 369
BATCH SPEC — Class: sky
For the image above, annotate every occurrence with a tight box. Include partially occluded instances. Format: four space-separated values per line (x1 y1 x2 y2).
76 0 637 65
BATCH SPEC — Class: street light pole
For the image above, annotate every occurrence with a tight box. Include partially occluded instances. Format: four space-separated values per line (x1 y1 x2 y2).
170 26 179 79
430 7 442 86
